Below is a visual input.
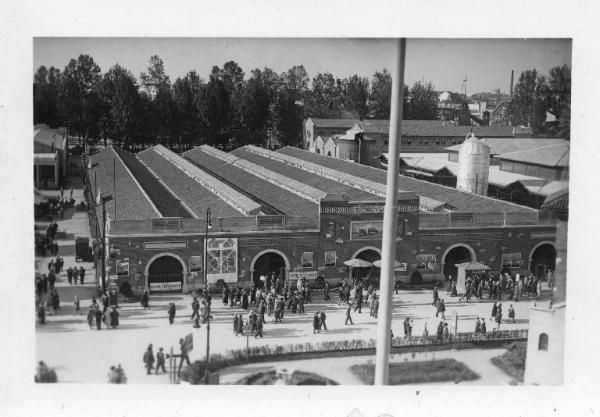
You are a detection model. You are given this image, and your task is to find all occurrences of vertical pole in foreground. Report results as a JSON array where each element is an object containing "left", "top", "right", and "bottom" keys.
[{"left": 374, "top": 38, "right": 406, "bottom": 385}]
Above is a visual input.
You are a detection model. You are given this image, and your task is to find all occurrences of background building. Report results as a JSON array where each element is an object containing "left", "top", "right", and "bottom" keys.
[{"left": 34, "top": 125, "right": 68, "bottom": 188}]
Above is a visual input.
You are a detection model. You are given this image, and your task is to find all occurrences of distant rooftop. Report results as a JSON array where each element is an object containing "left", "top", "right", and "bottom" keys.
[
  {"left": 278, "top": 146, "right": 536, "bottom": 214},
  {"left": 446, "top": 138, "right": 569, "bottom": 156},
  {"left": 34, "top": 127, "right": 66, "bottom": 153},
  {"left": 497, "top": 143, "right": 570, "bottom": 167},
  {"left": 307, "top": 118, "right": 513, "bottom": 137}
]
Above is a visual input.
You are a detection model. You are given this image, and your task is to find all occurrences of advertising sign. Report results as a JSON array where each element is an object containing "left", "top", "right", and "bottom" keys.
[
  {"left": 288, "top": 271, "right": 318, "bottom": 281},
  {"left": 324, "top": 251, "right": 336, "bottom": 267},
  {"left": 149, "top": 282, "right": 182, "bottom": 292},
  {"left": 301, "top": 252, "right": 314, "bottom": 268},
  {"left": 350, "top": 221, "right": 384, "bottom": 241}
]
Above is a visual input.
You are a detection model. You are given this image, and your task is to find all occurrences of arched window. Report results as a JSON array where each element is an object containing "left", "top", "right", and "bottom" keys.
[
  {"left": 327, "top": 151, "right": 332, "bottom": 157},
  {"left": 538, "top": 333, "right": 549, "bottom": 351}
]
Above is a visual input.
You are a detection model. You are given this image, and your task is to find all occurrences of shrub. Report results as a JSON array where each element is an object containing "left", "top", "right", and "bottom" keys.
[
  {"left": 120, "top": 281, "right": 134, "bottom": 299},
  {"left": 351, "top": 359, "right": 479, "bottom": 385}
]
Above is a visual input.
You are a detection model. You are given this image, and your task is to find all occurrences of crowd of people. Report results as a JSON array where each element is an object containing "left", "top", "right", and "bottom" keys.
[{"left": 445, "top": 271, "right": 544, "bottom": 303}]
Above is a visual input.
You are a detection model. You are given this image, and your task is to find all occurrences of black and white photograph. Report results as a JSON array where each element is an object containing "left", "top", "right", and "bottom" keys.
[
  {"left": 1, "top": 1, "right": 600, "bottom": 416},
  {"left": 29, "top": 36, "right": 571, "bottom": 387}
]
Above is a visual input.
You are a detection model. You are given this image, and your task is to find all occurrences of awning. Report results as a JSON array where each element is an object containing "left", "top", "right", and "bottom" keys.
[{"left": 455, "top": 261, "right": 491, "bottom": 271}]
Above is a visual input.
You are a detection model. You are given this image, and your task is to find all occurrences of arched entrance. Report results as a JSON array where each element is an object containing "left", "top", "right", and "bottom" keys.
[
  {"left": 251, "top": 250, "right": 289, "bottom": 288},
  {"left": 146, "top": 254, "right": 185, "bottom": 294},
  {"left": 530, "top": 242, "right": 556, "bottom": 279},
  {"left": 352, "top": 247, "right": 382, "bottom": 286},
  {"left": 442, "top": 244, "right": 476, "bottom": 281}
]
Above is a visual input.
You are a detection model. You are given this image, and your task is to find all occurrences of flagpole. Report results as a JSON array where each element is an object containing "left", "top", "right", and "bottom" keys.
[{"left": 374, "top": 38, "right": 406, "bottom": 385}]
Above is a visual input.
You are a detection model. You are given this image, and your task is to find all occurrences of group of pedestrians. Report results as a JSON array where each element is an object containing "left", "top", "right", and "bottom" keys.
[
  {"left": 107, "top": 364, "right": 127, "bottom": 383},
  {"left": 86, "top": 296, "right": 119, "bottom": 330},
  {"left": 446, "top": 271, "right": 544, "bottom": 302},
  {"left": 312, "top": 311, "right": 328, "bottom": 333},
  {"left": 142, "top": 337, "right": 190, "bottom": 377}
]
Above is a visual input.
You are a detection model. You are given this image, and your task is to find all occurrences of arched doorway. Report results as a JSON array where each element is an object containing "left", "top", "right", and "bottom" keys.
[
  {"left": 530, "top": 243, "right": 556, "bottom": 279},
  {"left": 251, "top": 250, "right": 289, "bottom": 288},
  {"left": 352, "top": 247, "right": 382, "bottom": 286},
  {"left": 442, "top": 244, "right": 475, "bottom": 281},
  {"left": 147, "top": 255, "right": 185, "bottom": 294}
]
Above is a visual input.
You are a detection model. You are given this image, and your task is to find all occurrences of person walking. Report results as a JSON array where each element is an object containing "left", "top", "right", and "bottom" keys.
[
  {"left": 495, "top": 303, "right": 503, "bottom": 331},
  {"left": 141, "top": 290, "right": 150, "bottom": 309},
  {"left": 109, "top": 306, "right": 119, "bottom": 328},
  {"left": 403, "top": 317, "right": 413, "bottom": 339},
  {"left": 95, "top": 307, "right": 103, "bottom": 330},
  {"left": 436, "top": 320, "right": 444, "bottom": 342},
  {"left": 508, "top": 304, "right": 516, "bottom": 323},
  {"left": 491, "top": 302, "right": 497, "bottom": 321},
  {"left": 354, "top": 291, "right": 363, "bottom": 314},
  {"left": 143, "top": 344, "right": 155, "bottom": 375},
  {"left": 190, "top": 297, "right": 200, "bottom": 321},
  {"left": 37, "top": 303, "right": 46, "bottom": 325},
  {"left": 345, "top": 303, "right": 354, "bottom": 325},
  {"left": 320, "top": 310, "right": 327, "bottom": 331},
  {"left": 168, "top": 302, "right": 176, "bottom": 324},
  {"left": 79, "top": 267, "right": 85, "bottom": 285},
  {"left": 177, "top": 338, "right": 191, "bottom": 374},
  {"left": 156, "top": 348, "right": 167, "bottom": 374},
  {"left": 432, "top": 285, "right": 439, "bottom": 306},
  {"left": 233, "top": 314, "right": 240, "bottom": 335},
  {"left": 474, "top": 317, "right": 481, "bottom": 334},
  {"left": 480, "top": 318, "right": 487, "bottom": 334},
  {"left": 255, "top": 315, "right": 264, "bottom": 338},
  {"left": 436, "top": 299, "right": 446, "bottom": 320},
  {"left": 323, "top": 280, "right": 330, "bottom": 301},
  {"left": 73, "top": 295, "right": 80, "bottom": 314},
  {"left": 312, "top": 312, "right": 320, "bottom": 334}
]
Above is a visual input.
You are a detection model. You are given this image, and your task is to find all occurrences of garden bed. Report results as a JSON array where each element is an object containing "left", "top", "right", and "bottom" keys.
[
  {"left": 490, "top": 341, "right": 527, "bottom": 383},
  {"left": 351, "top": 359, "right": 480, "bottom": 385}
]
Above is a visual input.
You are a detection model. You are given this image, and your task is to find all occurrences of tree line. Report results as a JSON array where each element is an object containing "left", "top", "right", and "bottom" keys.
[
  {"left": 507, "top": 64, "right": 571, "bottom": 139},
  {"left": 33, "top": 55, "right": 445, "bottom": 147},
  {"left": 33, "top": 54, "right": 571, "bottom": 146}
]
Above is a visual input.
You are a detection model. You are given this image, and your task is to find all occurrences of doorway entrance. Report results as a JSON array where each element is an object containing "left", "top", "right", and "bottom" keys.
[
  {"left": 353, "top": 248, "right": 381, "bottom": 286},
  {"left": 147, "top": 255, "right": 184, "bottom": 294},
  {"left": 251, "top": 250, "right": 288, "bottom": 287},
  {"left": 443, "top": 245, "right": 474, "bottom": 280},
  {"left": 530, "top": 243, "right": 556, "bottom": 279}
]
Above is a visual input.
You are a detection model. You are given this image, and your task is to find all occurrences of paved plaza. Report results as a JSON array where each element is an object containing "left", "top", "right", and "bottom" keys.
[{"left": 35, "top": 205, "right": 544, "bottom": 385}]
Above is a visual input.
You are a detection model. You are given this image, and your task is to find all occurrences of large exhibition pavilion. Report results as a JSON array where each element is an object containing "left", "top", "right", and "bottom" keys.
[{"left": 85, "top": 144, "right": 558, "bottom": 295}]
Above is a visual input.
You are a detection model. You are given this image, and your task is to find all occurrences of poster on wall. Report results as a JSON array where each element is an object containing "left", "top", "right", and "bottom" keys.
[
  {"left": 189, "top": 256, "right": 203, "bottom": 272},
  {"left": 350, "top": 221, "right": 384, "bottom": 240},
  {"left": 301, "top": 252, "right": 314, "bottom": 268},
  {"left": 501, "top": 253, "right": 522, "bottom": 269},
  {"left": 206, "top": 237, "right": 238, "bottom": 283},
  {"left": 324, "top": 251, "right": 336, "bottom": 267},
  {"left": 116, "top": 260, "right": 129, "bottom": 276},
  {"left": 416, "top": 254, "right": 438, "bottom": 271}
]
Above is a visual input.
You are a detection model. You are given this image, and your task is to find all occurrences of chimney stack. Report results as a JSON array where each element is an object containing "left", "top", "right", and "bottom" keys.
[{"left": 510, "top": 70, "right": 514, "bottom": 98}]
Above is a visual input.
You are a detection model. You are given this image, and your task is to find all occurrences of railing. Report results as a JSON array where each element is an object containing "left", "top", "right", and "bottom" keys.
[
  {"left": 108, "top": 215, "right": 320, "bottom": 235},
  {"left": 420, "top": 211, "right": 551, "bottom": 228}
]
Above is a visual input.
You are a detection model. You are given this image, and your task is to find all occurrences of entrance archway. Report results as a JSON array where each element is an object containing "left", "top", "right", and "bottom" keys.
[
  {"left": 251, "top": 250, "right": 289, "bottom": 288},
  {"left": 529, "top": 242, "right": 556, "bottom": 279},
  {"left": 146, "top": 254, "right": 185, "bottom": 294},
  {"left": 442, "top": 244, "right": 476, "bottom": 280},
  {"left": 352, "top": 247, "right": 382, "bottom": 285}
]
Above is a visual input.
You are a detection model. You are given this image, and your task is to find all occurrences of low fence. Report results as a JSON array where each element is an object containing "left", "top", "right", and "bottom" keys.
[
  {"left": 419, "top": 211, "right": 547, "bottom": 228},
  {"left": 181, "top": 329, "right": 528, "bottom": 383}
]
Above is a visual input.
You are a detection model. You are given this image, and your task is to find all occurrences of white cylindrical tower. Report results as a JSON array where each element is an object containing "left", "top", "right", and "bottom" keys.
[{"left": 456, "top": 133, "right": 491, "bottom": 195}]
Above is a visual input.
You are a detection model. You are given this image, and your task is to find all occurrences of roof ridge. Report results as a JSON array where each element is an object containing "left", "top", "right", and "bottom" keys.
[{"left": 109, "top": 146, "right": 162, "bottom": 218}]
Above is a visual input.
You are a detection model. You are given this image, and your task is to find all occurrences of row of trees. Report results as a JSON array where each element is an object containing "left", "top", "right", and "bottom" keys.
[
  {"left": 33, "top": 55, "right": 445, "bottom": 147},
  {"left": 507, "top": 64, "right": 571, "bottom": 139}
]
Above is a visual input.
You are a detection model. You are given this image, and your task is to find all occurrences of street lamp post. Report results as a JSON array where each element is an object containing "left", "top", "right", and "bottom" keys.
[
  {"left": 204, "top": 208, "right": 212, "bottom": 384},
  {"left": 97, "top": 191, "right": 113, "bottom": 293}
]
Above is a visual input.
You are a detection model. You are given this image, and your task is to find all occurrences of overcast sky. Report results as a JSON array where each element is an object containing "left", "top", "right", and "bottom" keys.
[{"left": 34, "top": 38, "right": 571, "bottom": 94}]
